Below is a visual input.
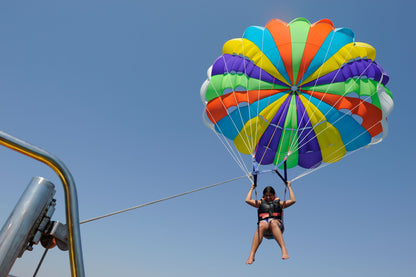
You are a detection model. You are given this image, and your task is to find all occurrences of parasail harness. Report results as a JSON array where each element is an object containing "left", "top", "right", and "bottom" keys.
[{"left": 252, "top": 158, "right": 289, "bottom": 237}]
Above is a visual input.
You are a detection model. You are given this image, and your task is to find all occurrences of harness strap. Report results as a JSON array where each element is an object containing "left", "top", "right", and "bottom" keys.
[{"left": 258, "top": 212, "right": 281, "bottom": 219}]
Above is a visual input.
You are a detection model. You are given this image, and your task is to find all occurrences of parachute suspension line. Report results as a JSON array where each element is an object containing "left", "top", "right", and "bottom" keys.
[
  {"left": 289, "top": 30, "right": 338, "bottom": 153},
  {"left": 205, "top": 108, "right": 250, "bottom": 175},
  {"left": 294, "top": 58, "right": 377, "bottom": 155},
  {"left": 290, "top": 114, "right": 385, "bottom": 182},
  {"left": 214, "top": 130, "right": 250, "bottom": 174},
  {"left": 204, "top": 60, "right": 253, "bottom": 157},
  {"left": 287, "top": 36, "right": 343, "bottom": 153},
  {"left": 272, "top": 91, "right": 296, "bottom": 166},
  {"left": 240, "top": 34, "right": 255, "bottom": 152},
  {"left": 203, "top": 63, "right": 252, "bottom": 175},
  {"left": 297, "top": 108, "right": 386, "bottom": 182},
  {"left": 253, "top": 29, "right": 266, "bottom": 152},
  {"left": 252, "top": 87, "right": 282, "bottom": 172},
  {"left": 253, "top": 28, "right": 285, "bottom": 158},
  {"left": 282, "top": 92, "right": 298, "bottom": 161},
  {"left": 278, "top": 32, "right": 370, "bottom": 179},
  {"left": 311, "top": 113, "right": 384, "bottom": 164},
  {"left": 256, "top": 94, "right": 292, "bottom": 167},
  {"left": 291, "top": 30, "right": 362, "bottom": 154},
  {"left": 255, "top": 29, "right": 290, "bottom": 169},
  {"left": 288, "top": 37, "right": 377, "bottom": 165},
  {"left": 286, "top": 92, "right": 300, "bottom": 155},
  {"left": 290, "top": 148, "right": 362, "bottom": 182},
  {"left": 80, "top": 174, "right": 250, "bottom": 225},
  {"left": 219, "top": 54, "right": 255, "bottom": 154},
  {"left": 289, "top": 101, "right": 377, "bottom": 181},
  {"left": 252, "top": 32, "right": 375, "bottom": 183}
]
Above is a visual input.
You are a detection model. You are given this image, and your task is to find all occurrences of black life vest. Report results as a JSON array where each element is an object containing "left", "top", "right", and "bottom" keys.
[{"left": 257, "top": 198, "right": 282, "bottom": 222}]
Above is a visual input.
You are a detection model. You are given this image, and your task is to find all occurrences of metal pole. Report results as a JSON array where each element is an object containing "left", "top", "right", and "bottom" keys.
[
  {"left": 0, "top": 131, "right": 85, "bottom": 277},
  {"left": 0, "top": 177, "right": 55, "bottom": 276}
]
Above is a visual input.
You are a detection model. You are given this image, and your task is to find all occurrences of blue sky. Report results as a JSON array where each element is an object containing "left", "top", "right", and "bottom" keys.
[{"left": 0, "top": 0, "right": 414, "bottom": 276}]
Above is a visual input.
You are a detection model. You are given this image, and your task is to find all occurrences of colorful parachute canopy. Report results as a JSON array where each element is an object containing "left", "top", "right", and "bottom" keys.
[{"left": 201, "top": 18, "right": 393, "bottom": 170}]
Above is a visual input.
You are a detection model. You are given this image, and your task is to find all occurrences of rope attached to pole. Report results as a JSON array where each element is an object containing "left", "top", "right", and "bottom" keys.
[{"left": 80, "top": 174, "right": 249, "bottom": 224}]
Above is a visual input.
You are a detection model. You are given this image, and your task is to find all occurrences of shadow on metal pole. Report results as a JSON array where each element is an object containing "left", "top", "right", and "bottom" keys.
[{"left": 0, "top": 130, "right": 85, "bottom": 277}]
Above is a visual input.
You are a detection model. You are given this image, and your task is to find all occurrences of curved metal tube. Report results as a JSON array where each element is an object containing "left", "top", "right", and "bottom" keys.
[{"left": 0, "top": 130, "right": 85, "bottom": 277}]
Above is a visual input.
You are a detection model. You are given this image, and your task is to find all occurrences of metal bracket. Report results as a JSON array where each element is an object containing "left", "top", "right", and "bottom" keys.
[
  {"left": 40, "top": 221, "right": 68, "bottom": 251},
  {"left": 23, "top": 198, "right": 56, "bottom": 255}
]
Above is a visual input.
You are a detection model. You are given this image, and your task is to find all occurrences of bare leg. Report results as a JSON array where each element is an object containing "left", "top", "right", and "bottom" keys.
[
  {"left": 270, "top": 220, "right": 289, "bottom": 259},
  {"left": 246, "top": 222, "right": 267, "bottom": 264}
]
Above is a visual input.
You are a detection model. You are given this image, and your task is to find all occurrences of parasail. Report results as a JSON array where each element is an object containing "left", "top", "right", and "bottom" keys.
[{"left": 201, "top": 18, "right": 393, "bottom": 179}]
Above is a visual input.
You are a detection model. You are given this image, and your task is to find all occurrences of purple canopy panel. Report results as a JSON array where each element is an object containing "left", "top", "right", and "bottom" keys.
[
  {"left": 302, "top": 59, "right": 389, "bottom": 87},
  {"left": 295, "top": 94, "right": 322, "bottom": 168},
  {"left": 374, "top": 61, "right": 389, "bottom": 85},
  {"left": 254, "top": 95, "right": 291, "bottom": 165},
  {"left": 211, "top": 54, "right": 287, "bottom": 86}
]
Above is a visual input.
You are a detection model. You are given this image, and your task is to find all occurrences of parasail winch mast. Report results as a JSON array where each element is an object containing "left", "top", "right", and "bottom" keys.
[{"left": 0, "top": 130, "right": 85, "bottom": 277}]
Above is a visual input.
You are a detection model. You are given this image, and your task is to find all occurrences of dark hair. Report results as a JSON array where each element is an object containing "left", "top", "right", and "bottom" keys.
[{"left": 263, "top": 186, "right": 276, "bottom": 196}]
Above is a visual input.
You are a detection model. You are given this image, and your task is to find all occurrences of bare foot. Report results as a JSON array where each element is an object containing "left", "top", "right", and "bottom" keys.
[
  {"left": 281, "top": 252, "right": 290, "bottom": 260},
  {"left": 245, "top": 256, "right": 255, "bottom": 264}
]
